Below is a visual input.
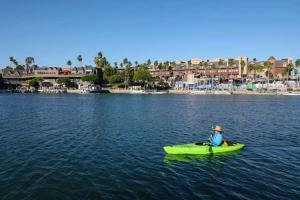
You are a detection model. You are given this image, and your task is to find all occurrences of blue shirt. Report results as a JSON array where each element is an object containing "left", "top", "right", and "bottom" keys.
[{"left": 209, "top": 133, "right": 223, "bottom": 146}]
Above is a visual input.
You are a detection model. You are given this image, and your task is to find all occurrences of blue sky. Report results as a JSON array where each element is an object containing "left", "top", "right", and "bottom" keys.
[{"left": 0, "top": 0, "right": 299, "bottom": 67}]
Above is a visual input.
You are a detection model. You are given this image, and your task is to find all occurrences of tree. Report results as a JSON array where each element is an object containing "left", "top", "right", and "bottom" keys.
[
  {"left": 203, "top": 62, "right": 208, "bottom": 76},
  {"left": 228, "top": 59, "right": 235, "bottom": 81},
  {"left": 240, "top": 60, "right": 246, "bottom": 83},
  {"left": 134, "top": 61, "right": 138, "bottom": 67},
  {"left": 284, "top": 63, "right": 294, "bottom": 83},
  {"left": 158, "top": 63, "right": 163, "bottom": 70},
  {"left": 16, "top": 65, "right": 25, "bottom": 71},
  {"left": 147, "top": 59, "right": 151, "bottom": 66},
  {"left": 109, "top": 73, "right": 123, "bottom": 85},
  {"left": 256, "top": 64, "right": 264, "bottom": 79},
  {"left": 67, "top": 60, "right": 72, "bottom": 68},
  {"left": 25, "top": 57, "right": 35, "bottom": 66},
  {"left": 295, "top": 59, "right": 300, "bottom": 86},
  {"left": 13, "top": 59, "right": 18, "bottom": 67},
  {"left": 123, "top": 58, "right": 129, "bottom": 66},
  {"left": 154, "top": 60, "right": 159, "bottom": 68},
  {"left": 25, "top": 57, "right": 35, "bottom": 73},
  {"left": 263, "top": 61, "right": 273, "bottom": 86},
  {"left": 94, "top": 52, "right": 105, "bottom": 85},
  {"left": 114, "top": 62, "right": 118, "bottom": 68},
  {"left": 9, "top": 57, "right": 14, "bottom": 68},
  {"left": 164, "top": 61, "right": 170, "bottom": 70},
  {"left": 128, "top": 61, "right": 132, "bottom": 67},
  {"left": 103, "top": 65, "right": 115, "bottom": 82},
  {"left": 3, "top": 66, "right": 13, "bottom": 74},
  {"left": 123, "top": 65, "right": 134, "bottom": 89},
  {"left": 295, "top": 59, "right": 300, "bottom": 68},
  {"left": 57, "top": 77, "right": 74, "bottom": 88},
  {"left": 228, "top": 59, "right": 235, "bottom": 67},
  {"left": 187, "top": 60, "right": 191, "bottom": 69},
  {"left": 218, "top": 59, "right": 224, "bottom": 66},
  {"left": 29, "top": 77, "right": 43, "bottom": 90},
  {"left": 81, "top": 74, "right": 97, "bottom": 83},
  {"left": 248, "top": 64, "right": 256, "bottom": 81},
  {"left": 94, "top": 56, "right": 101, "bottom": 68},
  {"left": 158, "top": 63, "right": 164, "bottom": 80},
  {"left": 77, "top": 55, "right": 83, "bottom": 67},
  {"left": 98, "top": 51, "right": 103, "bottom": 58},
  {"left": 133, "top": 67, "right": 152, "bottom": 88}
]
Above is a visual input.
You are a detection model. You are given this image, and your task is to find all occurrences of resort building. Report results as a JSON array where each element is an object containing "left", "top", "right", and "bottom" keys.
[
  {"left": 0, "top": 55, "right": 295, "bottom": 90},
  {"left": 248, "top": 56, "right": 292, "bottom": 80},
  {"left": 1, "top": 66, "right": 95, "bottom": 86}
]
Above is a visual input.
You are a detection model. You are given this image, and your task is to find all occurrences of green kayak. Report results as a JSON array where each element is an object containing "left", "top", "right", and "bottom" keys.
[{"left": 164, "top": 143, "right": 244, "bottom": 155}]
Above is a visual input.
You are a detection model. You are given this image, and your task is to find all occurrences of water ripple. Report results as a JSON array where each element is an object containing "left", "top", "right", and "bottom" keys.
[{"left": 0, "top": 94, "right": 300, "bottom": 199}]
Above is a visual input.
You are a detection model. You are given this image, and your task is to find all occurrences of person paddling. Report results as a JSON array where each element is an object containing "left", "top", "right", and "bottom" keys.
[{"left": 208, "top": 125, "right": 223, "bottom": 146}]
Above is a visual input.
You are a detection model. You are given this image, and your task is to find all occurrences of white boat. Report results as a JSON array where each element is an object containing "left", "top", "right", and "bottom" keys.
[
  {"left": 213, "top": 90, "right": 232, "bottom": 95},
  {"left": 130, "top": 90, "right": 147, "bottom": 94},
  {"left": 147, "top": 90, "right": 167, "bottom": 94},
  {"left": 190, "top": 90, "right": 207, "bottom": 95},
  {"left": 129, "top": 90, "right": 167, "bottom": 94},
  {"left": 282, "top": 93, "right": 300, "bottom": 96}
]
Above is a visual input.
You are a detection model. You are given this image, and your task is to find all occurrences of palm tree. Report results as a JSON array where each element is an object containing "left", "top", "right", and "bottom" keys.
[
  {"left": 25, "top": 57, "right": 35, "bottom": 73},
  {"left": 9, "top": 57, "right": 14, "bottom": 68},
  {"left": 67, "top": 60, "right": 72, "bottom": 70},
  {"left": 263, "top": 61, "right": 273, "bottom": 87},
  {"left": 228, "top": 59, "right": 235, "bottom": 81},
  {"left": 154, "top": 60, "right": 159, "bottom": 70},
  {"left": 94, "top": 52, "right": 105, "bottom": 85},
  {"left": 256, "top": 64, "right": 264, "bottom": 78},
  {"left": 295, "top": 59, "right": 300, "bottom": 86},
  {"left": 284, "top": 63, "right": 294, "bottom": 84},
  {"left": 187, "top": 60, "right": 191, "bottom": 69},
  {"left": 147, "top": 59, "right": 151, "bottom": 66},
  {"left": 123, "top": 58, "right": 129, "bottom": 66},
  {"left": 248, "top": 63, "right": 256, "bottom": 81},
  {"left": 114, "top": 62, "right": 118, "bottom": 68},
  {"left": 77, "top": 55, "right": 83, "bottom": 67},
  {"left": 203, "top": 62, "right": 208, "bottom": 77},
  {"left": 98, "top": 52, "right": 103, "bottom": 58},
  {"left": 158, "top": 63, "right": 163, "bottom": 80},
  {"left": 13, "top": 59, "right": 18, "bottom": 68},
  {"left": 94, "top": 56, "right": 100, "bottom": 68},
  {"left": 25, "top": 57, "right": 35, "bottom": 66},
  {"left": 240, "top": 60, "right": 246, "bottom": 84},
  {"left": 124, "top": 65, "right": 132, "bottom": 90},
  {"left": 165, "top": 61, "right": 170, "bottom": 68},
  {"left": 198, "top": 61, "right": 203, "bottom": 71},
  {"left": 228, "top": 59, "right": 235, "bottom": 67},
  {"left": 218, "top": 59, "right": 224, "bottom": 67}
]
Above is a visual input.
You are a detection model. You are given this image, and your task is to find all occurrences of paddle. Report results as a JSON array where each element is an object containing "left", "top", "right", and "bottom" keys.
[{"left": 208, "top": 143, "right": 213, "bottom": 153}]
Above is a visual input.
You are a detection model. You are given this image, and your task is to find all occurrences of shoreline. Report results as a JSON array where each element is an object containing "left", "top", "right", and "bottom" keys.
[{"left": 2, "top": 88, "right": 300, "bottom": 96}]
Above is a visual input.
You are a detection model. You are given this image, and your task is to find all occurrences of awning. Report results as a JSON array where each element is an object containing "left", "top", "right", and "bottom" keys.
[{"left": 61, "top": 69, "right": 71, "bottom": 73}]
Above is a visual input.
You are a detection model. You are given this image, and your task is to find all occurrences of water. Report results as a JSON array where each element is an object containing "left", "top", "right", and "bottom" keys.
[{"left": 0, "top": 94, "right": 299, "bottom": 200}]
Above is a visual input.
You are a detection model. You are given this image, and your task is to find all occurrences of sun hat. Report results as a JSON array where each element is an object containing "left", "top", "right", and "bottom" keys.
[{"left": 213, "top": 125, "right": 222, "bottom": 132}]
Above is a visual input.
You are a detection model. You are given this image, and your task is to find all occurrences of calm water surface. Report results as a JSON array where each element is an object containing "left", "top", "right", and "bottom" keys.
[{"left": 0, "top": 94, "right": 299, "bottom": 200}]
